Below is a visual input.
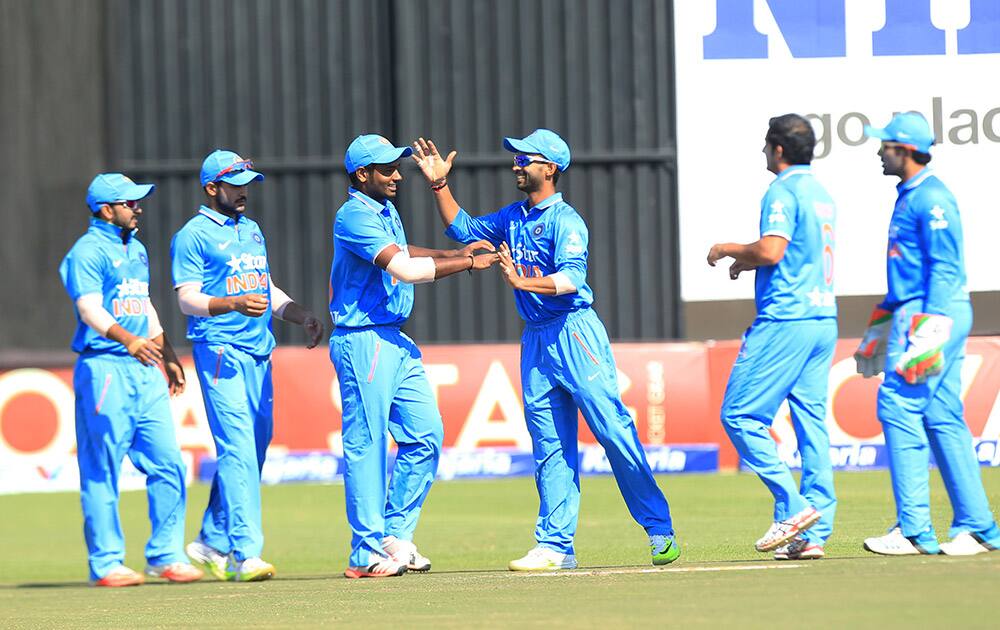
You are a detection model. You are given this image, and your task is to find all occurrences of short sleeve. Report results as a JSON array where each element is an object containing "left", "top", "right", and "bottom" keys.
[
  {"left": 445, "top": 208, "right": 508, "bottom": 245},
  {"left": 759, "top": 186, "right": 798, "bottom": 241},
  {"left": 552, "top": 211, "right": 589, "bottom": 289},
  {"left": 59, "top": 245, "right": 105, "bottom": 301},
  {"left": 335, "top": 205, "right": 397, "bottom": 263},
  {"left": 171, "top": 227, "right": 206, "bottom": 287}
]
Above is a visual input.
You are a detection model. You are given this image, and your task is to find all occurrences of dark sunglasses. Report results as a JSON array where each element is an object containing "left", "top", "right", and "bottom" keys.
[{"left": 110, "top": 199, "right": 140, "bottom": 209}]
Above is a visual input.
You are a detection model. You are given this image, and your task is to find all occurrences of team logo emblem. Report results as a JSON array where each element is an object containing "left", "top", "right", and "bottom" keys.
[
  {"left": 253, "top": 233, "right": 263, "bottom": 244},
  {"left": 377, "top": 136, "right": 391, "bottom": 145},
  {"left": 532, "top": 224, "right": 544, "bottom": 236},
  {"left": 139, "top": 253, "right": 148, "bottom": 266}
]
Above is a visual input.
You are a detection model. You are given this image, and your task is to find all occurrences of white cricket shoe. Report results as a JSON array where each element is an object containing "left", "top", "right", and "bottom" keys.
[
  {"left": 773, "top": 536, "right": 824, "bottom": 560},
  {"left": 227, "top": 556, "right": 276, "bottom": 582},
  {"left": 863, "top": 527, "right": 939, "bottom": 556},
  {"left": 940, "top": 532, "right": 995, "bottom": 556},
  {"left": 383, "top": 536, "right": 432, "bottom": 572},
  {"left": 185, "top": 540, "right": 229, "bottom": 581},
  {"left": 755, "top": 506, "right": 821, "bottom": 552},
  {"left": 508, "top": 546, "right": 578, "bottom": 572}
]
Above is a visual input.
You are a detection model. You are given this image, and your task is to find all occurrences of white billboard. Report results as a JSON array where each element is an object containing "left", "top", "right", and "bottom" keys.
[{"left": 675, "top": 0, "right": 1000, "bottom": 302}]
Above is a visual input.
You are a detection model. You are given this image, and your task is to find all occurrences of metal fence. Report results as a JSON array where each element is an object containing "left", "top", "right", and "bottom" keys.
[{"left": 2, "top": 0, "right": 679, "bottom": 355}]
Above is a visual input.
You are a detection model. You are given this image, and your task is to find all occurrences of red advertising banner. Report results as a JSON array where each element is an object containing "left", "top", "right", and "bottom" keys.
[{"left": 3, "top": 337, "right": 1000, "bottom": 490}]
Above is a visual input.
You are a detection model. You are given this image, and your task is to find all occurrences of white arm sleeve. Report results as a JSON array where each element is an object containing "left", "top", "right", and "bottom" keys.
[
  {"left": 146, "top": 300, "right": 164, "bottom": 339},
  {"left": 76, "top": 293, "right": 118, "bottom": 337},
  {"left": 385, "top": 250, "right": 437, "bottom": 284},
  {"left": 177, "top": 283, "right": 213, "bottom": 317},
  {"left": 269, "top": 278, "right": 293, "bottom": 319},
  {"left": 550, "top": 272, "right": 578, "bottom": 296}
]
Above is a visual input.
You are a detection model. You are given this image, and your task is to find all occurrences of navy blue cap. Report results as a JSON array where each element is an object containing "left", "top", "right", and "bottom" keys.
[
  {"left": 200, "top": 149, "right": 265, "bottom": 187},
  {"left": 864, "top": 112, "right": 935, "bottom": 153},
  {"left": 86, "top": 173, "right": 155, "bottom": 212},
  {"left": 345, "top": 135, "right": 413, "bottom": 173},
  {"left": 503, "top": 129, "right": 571, "bottom": 171}
]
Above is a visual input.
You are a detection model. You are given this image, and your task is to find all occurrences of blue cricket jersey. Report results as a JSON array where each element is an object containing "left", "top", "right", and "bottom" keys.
[
  {"left": 880, "top": 169, "right": 968, "bottom": 314},
  {"left": 170, "top": 206, "right": 276, "bottom": 356},
  {"left": 755, "top": 165, "right": 837, "bottom": 321},
  {"left": 329, "top": 188, "right": 413, "bottom": 328},
  {"left": 446, "top": 192, "right": 593, "bottom": 324},
  {"left": 59, "top": 218, "right": 153, "bottom": 355}
]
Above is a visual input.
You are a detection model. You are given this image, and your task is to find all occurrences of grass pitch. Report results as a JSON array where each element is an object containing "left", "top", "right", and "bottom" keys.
[{"left": 3, "top": 469, "right": 1000, "bottom": 628}]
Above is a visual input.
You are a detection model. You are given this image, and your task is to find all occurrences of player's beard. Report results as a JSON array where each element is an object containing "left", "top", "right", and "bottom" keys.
[{"left": 516, "top": 170, "right": 541, "bottom": 193}]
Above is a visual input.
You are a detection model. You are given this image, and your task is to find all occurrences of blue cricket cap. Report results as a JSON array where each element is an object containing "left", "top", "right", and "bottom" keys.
[
  {"left": 345, "top": 135, "right": 413, "bottom": 173},
  {"left": 200, "top": 149, "right": 265, "bottom": 187},
  {"left": 86, "top": 173, "right": 155, "bottom": 213},
  {"left": 864, "top": 112, "right": 935, "bottom": 153},
  {"left": 503, "top": 128, "right": 571, "bottom": 171}
]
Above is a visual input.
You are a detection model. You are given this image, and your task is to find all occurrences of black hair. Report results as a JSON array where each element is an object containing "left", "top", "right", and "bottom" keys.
[
  {"left": 766, "top": 113, "right": 816, "bottom": 165},
  {"left": 551, "top": 169, "right": 560, "bottom": 185},
  {"left": 912, "top": 151, "right": 932, "bottom": 165}
]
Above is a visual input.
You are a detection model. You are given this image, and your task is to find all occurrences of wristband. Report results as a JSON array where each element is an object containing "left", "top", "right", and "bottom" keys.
[
  {"left": 431, "top": 177, "right": 448, "bottom": 192},
  {"left": 127, "top": 337, "right": 148, "bottom": 355},
  {"left": 467, "top": 254, "right": 475, "bottom": 274}
]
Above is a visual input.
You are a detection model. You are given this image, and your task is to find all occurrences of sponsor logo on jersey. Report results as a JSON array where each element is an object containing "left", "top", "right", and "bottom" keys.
[
  {"left": 226, "top": 253, "right": 267, "bottom": 273},
  {"left": 767, "top": 200, "right": 787, "bottom": 224},
  {"left": 929, "top": 205, "right": 949, "bottom": 231},
  {"left": 564, "top": 231, "right": 584, "bottom": 255}
]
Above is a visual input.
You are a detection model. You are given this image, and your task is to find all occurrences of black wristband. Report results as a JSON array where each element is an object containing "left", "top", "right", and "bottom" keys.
[{"left": 467, "top": 254, "right": 475, "bottom": 273}]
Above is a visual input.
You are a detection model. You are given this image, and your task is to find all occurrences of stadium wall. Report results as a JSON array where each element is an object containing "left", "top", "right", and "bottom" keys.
[
  {"left": 1, "top": 0, "right": 681, "bottom": 359},
  {"left": 4, "top": 337, "right": 1000, "bottom": 492}
]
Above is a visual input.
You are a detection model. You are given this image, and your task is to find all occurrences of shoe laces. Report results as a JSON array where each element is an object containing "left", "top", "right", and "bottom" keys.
[{"left": 649, "top": 535, "right": 672, "bottom": 554}]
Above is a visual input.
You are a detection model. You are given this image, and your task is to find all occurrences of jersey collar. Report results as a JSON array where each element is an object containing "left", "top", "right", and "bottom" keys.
[
  {"left": 198, "top": 205, "right": 244, "bottom": 226},
  {"left": 898, "top": 168, "right": 933, "bottom": 193},
  {"left": 348, "top": 187, "right": 392, "bottom": 216},
  {"left": 522, "top": 192, "right": 563, "bottom": 216},
  {"left": 776, "top": 165, "right": 811, "bottom": 182},
  {"left": 88, "top": 217, "right": 134, "bottom": 243}
]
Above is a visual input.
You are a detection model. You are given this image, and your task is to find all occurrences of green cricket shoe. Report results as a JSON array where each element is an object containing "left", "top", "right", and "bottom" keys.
[{"left": 650, "top": 535, "right": 680, "bottom": 566}]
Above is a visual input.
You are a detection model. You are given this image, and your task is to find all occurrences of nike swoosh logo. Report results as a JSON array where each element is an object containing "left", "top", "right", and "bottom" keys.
[
  {"left": 218, "top": 240, "right": 232, "bottom": 250},
  {"left": 588, "top": 372, "right": 600, "bottom": 381},
  {"left": 112, "top": 260, "right": 124, "bottom": 268}
]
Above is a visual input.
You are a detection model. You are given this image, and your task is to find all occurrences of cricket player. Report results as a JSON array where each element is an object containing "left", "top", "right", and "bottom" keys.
[
  {"left": 411, "top": 129, "right": 680, "bottom": 570},
  {"left": 331, "top": 134, "right": 498, "bottom": 579},
  {"left": 857, "top": 112, "right": 1000, "bottom": 556},
  {"left": 706, "top": 114, "right": 838, "bottom": 559},
  {"left": 60, "top": 173, "right": 203, "bottom": 586},
  {"left": 172, "top": 150, "right": 325, "bottom": 581}
]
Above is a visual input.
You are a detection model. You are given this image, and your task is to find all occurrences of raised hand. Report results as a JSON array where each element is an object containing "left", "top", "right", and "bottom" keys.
[{"left": 411, "top": 137, "right": 456, "bottom": 183}]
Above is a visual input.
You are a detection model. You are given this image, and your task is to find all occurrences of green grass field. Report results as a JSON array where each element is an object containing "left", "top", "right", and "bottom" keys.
[{"left": 3, "top": 469, "right": 999, "bottom": 628}]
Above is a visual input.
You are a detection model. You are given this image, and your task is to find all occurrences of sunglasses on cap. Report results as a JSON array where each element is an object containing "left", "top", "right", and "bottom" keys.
[
  {"left": 213, "top": 159, "right": 254, "bottom": 181},
  {"left": 108, "top": 199, "right": 140, "bottom": 209},
  {"left": 513, "top": 154, "right": 552, "bottom": 168}
]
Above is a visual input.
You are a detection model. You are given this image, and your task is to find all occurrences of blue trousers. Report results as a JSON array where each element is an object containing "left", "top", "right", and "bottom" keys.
[
  {"left": 74, "top": 353, "right": 188, "bottom": 580},
  {"left": 330, "top": 326, "right": 443, "bottom": 567},
  {"left": 721, "top": 318, "right": 838, "bottom": 545},
  {"left": 878, "top": 298, "right": 996, "bottom": 539},
  {"left": 522, "top": 308, "right": 673, "bottom": 555},
  {"left": 192, "top": 342, "right": 273, "bottom": 561}
]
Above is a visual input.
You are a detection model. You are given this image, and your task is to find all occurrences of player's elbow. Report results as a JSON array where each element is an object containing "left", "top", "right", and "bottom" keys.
[{"left": 386, "top": 252, "right": 436, "bottom": 284}]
